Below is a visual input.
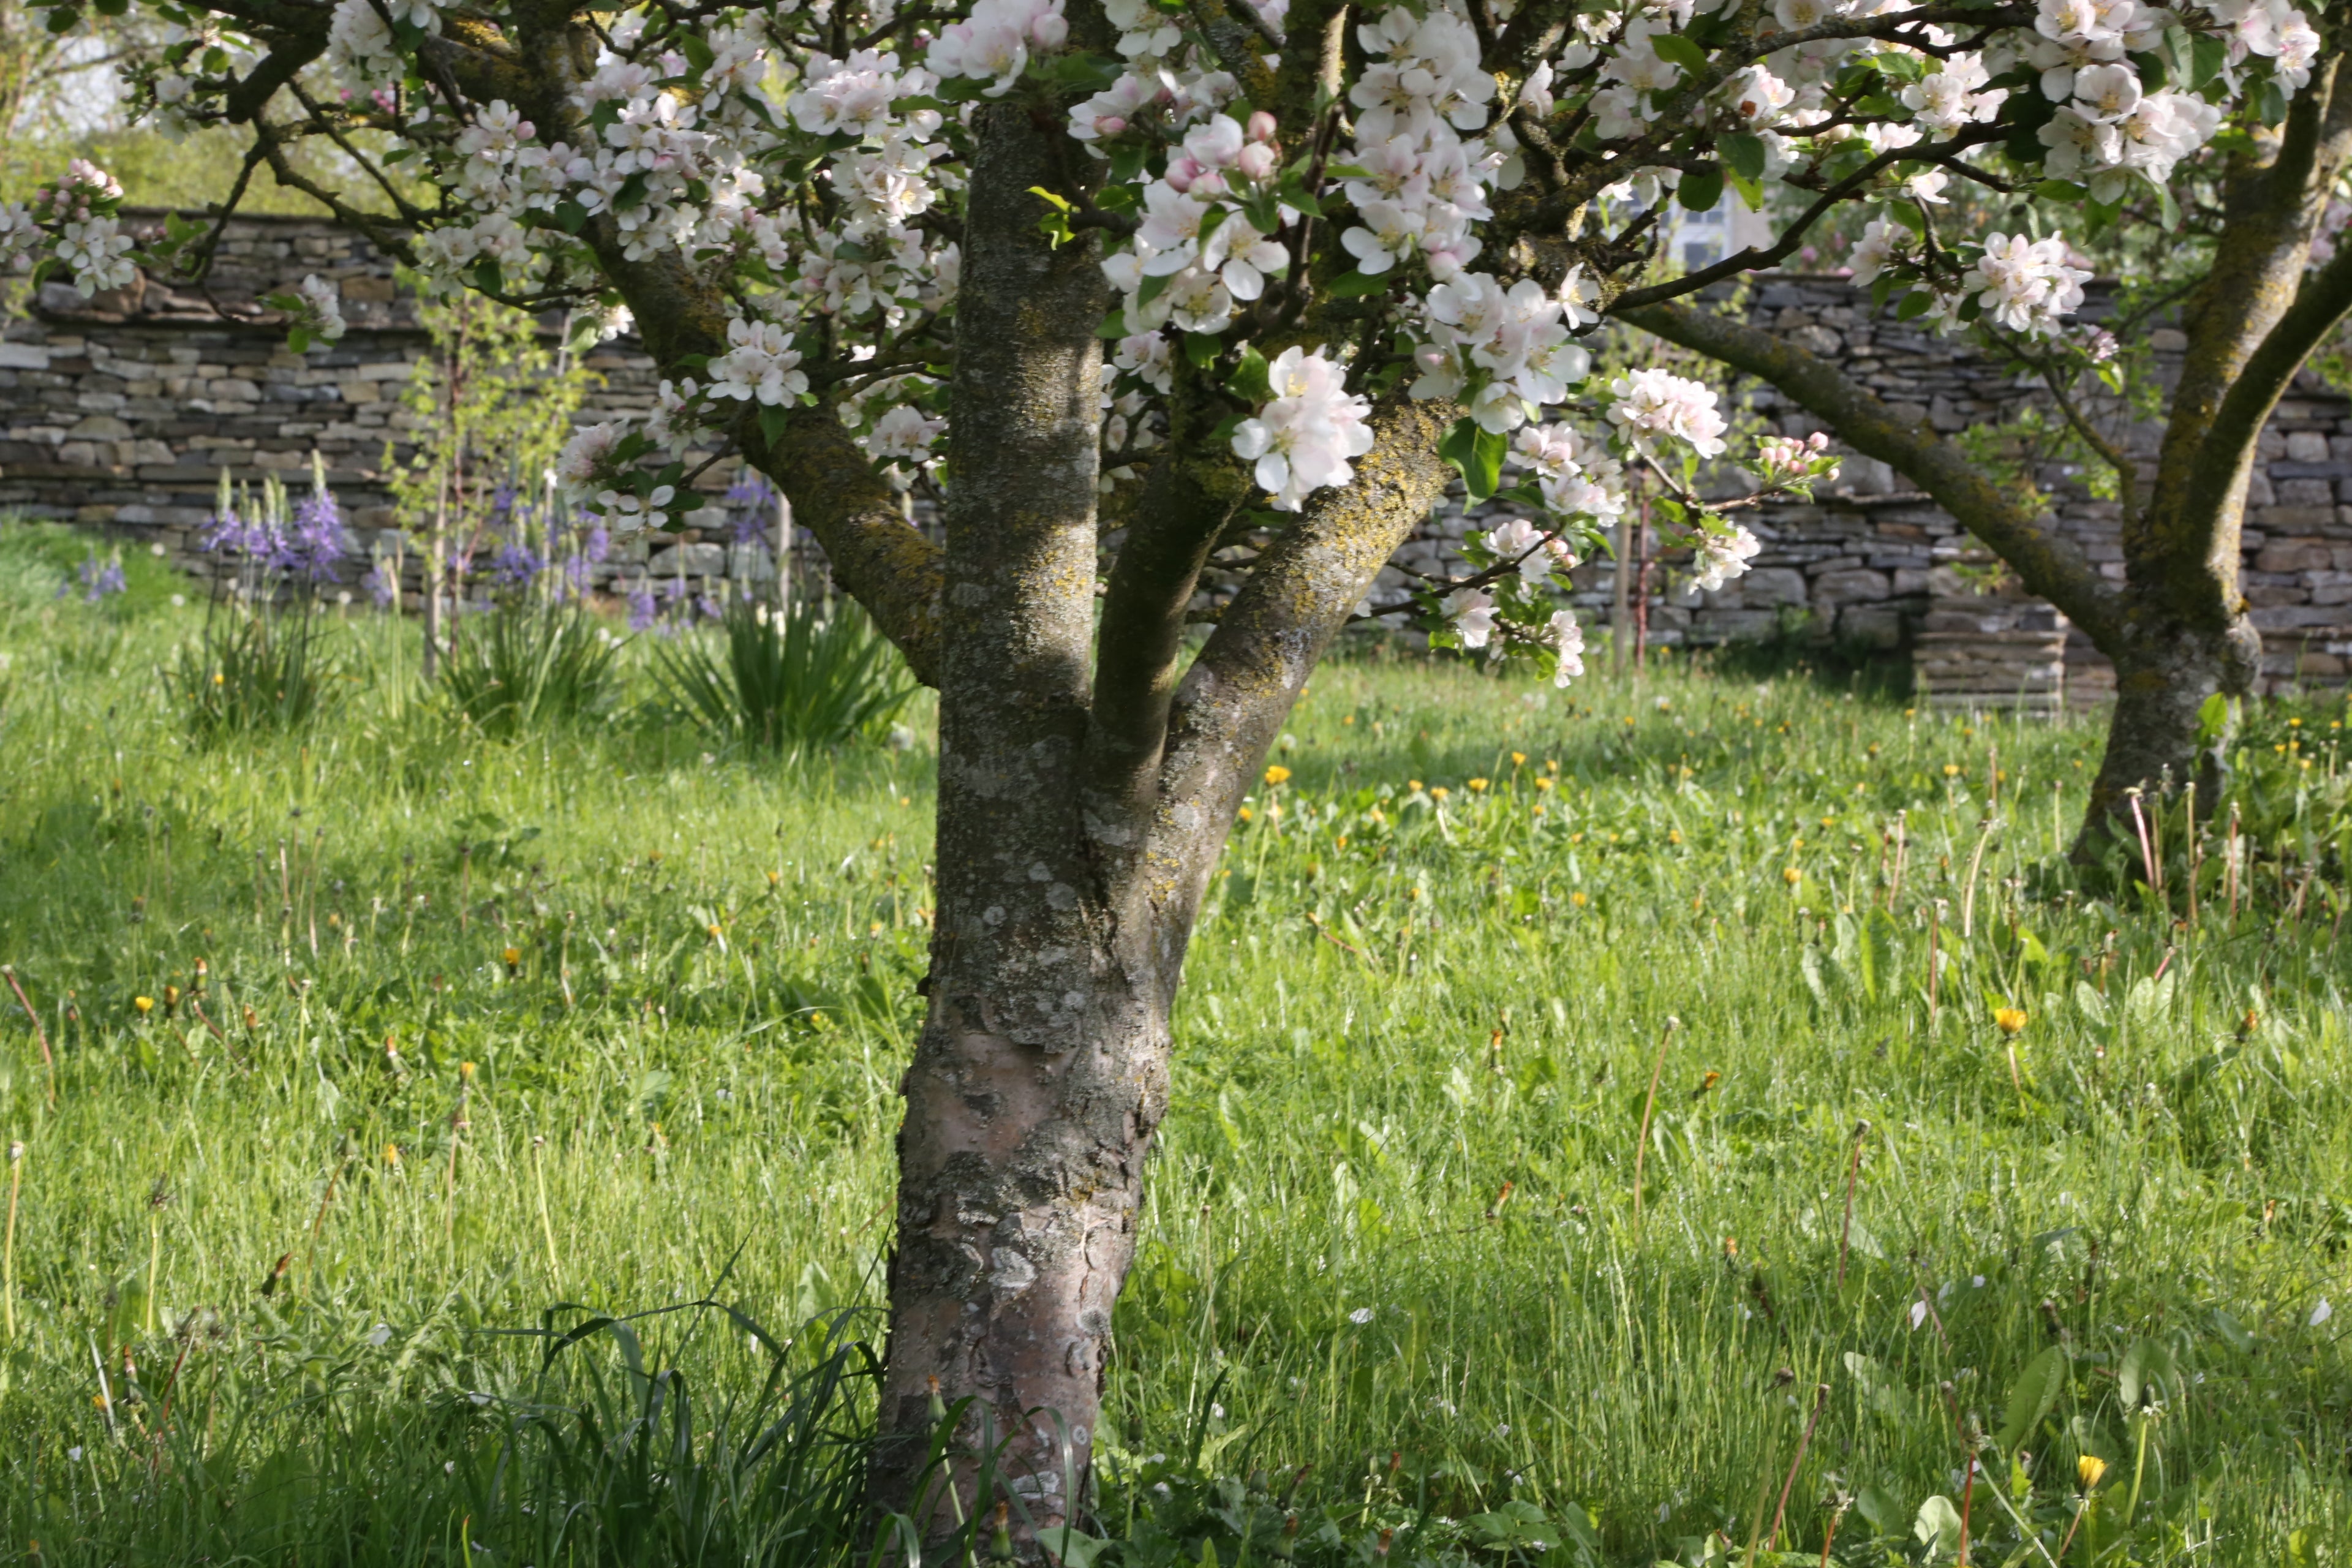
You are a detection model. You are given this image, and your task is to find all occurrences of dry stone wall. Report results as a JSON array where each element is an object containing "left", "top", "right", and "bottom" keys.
[{"left": 3, "top": 214, "right": 2349, "bottom": 694}]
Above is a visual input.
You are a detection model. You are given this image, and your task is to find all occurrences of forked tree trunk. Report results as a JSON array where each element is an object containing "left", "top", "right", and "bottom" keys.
[
  {"left": 858, "top": 85, "right": 1462, "bottom": 1532},
  {"left": 864, "top": 96, "right": 1159, "bottom": 1537}
]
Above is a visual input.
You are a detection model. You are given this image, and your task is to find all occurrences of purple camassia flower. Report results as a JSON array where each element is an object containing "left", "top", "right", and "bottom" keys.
[
  {"left": 60, "top": 556, "right": 126, "bottom": 602},
  {"left": 287, "top": 491, "right": 348, "bottom": 582},
  {"left": 491, "top": 541, "right": 545, "bottom": 589},
  {"left": 199, "top": 505, "right": 277, "bottom": 562},
  {"left": 627, "top": 582, "right": 659, "bottom": 633},
  {"left": 724, "top": 472, "right": 777, "bottom": 549},
  {"left": 361, "top": 564, "right": 398, "bottom": 608}
]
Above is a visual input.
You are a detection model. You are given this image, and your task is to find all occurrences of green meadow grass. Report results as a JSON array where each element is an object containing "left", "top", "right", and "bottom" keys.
[{"left": 0, "top": 571, "right": 2349, "bottom": 1567}]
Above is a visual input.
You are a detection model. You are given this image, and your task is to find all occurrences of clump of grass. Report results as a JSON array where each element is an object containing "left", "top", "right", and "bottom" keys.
[
  {"left": 438, "top": 601, "right": 624, "bottom": 737},
  {"left": 657, "top": 595, "right": 914, "bottom": 753},
  {"left": 168, "top": 600, "right": 342, "bottom": 737}
]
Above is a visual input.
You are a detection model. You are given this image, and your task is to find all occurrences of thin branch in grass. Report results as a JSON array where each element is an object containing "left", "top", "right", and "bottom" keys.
[
  {"left": 1630, "top": 1015, "right": 1679, "bottom": 1236},
  {"left": 1, "top": 966, "right": 55, "bottom": 1106},
  {"left": 1837, "top": 1120, "right": 1870, "bottom": 1289}
]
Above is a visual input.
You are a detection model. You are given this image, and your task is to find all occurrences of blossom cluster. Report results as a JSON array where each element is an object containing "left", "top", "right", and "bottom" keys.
[
  {"left": 36, "top": 0, "right": 2313, "bottom": 564},
  {"left": 1230, "top": 349, "right": 1375, "bottom": 512}
]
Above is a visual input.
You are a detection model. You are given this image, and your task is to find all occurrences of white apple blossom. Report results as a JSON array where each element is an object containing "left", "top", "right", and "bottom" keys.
[
  {"left": 1607, "top": 369, "right": 1728, "bottom": 459},
  {"left": 1230, "top": 348, "right": 1375, "bottom": 512},
  {"left": 1485, "top": 518, "right": 1555, "bottom": 586},
  {"left": 1690, "top": 526, "right": 1763, "bottom": 594},
  {"left": 1549, "top": 610, "right": 1586, "bottom": 686},
  {"left": 1959, "top": 232, "right": 2092, "bottom": 337},
  {"left": 709, "top": 317, "right": 812, "bottom": 407},
  {"left": 1446, "top": 588, "right": 1497, "bottom": 649}
]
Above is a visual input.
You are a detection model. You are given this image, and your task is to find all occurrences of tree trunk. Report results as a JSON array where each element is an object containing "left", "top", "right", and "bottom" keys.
[
  {"left": 865, "top": 95, "right": 1148, "bottom": 1541},
  {"left": 2084, "top": 612, "right": 2259, "bottom": 837}
]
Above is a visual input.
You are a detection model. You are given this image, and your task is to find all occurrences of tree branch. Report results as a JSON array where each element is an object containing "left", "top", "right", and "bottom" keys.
[
  {"left": 740, "top": 407, "right": 949, "bottom": 688},
  {"left": 1084, "top": 380, "right": 1252, "bottom": 816},
  {"left": 2141, "top": 53, "right": 2352, "bottom": 621},
  {"left": 1620, "top": 296, "right": 2127, "bottom": 652},
  {"left": 1135, "top": 393, "right": 1457, "bottom": 954}
]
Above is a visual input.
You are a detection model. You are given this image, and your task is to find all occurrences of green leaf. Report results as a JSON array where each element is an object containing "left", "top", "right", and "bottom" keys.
[
  {"left": 2196, "top": 691, "right": 2231, "bottom": 742},
  {"left": 1182, "top": 332, "right": 1220, "bottom": 371},
  {"left": 1027, "top": 185, "right": 1074, "bottom": 213},
  {"left": 1325, "top": 269, "right": 1389, "bottom": 298},
  {"left": 1439, "top": 418, "right": 1508, "bottom": 502},
  {"left": 758, "top": 404, "right": 789, "bottom": 445},
  {"left": 1895, "top": 288, "right": 1934, "bottom": 321},
  {"left": 1997, "top": 1345, "right": 2069, "bottom": 1454},
  {"left": 1039, "top": 1527, "right": 1112, "bottom": 1568},
  {"left": 1648, "top": 31, "right": 1709, "bottom": 78},
  {"left": 43, "top": 5, "right": 80, "bottom": 32},
  {"left": 1227, "top": 342, "right": 1272, "bottom": 405},
  {"left": 1096, "top": 310, "right": 1128, "bottom": 339},
  {"left": 2035, "top": 179, "right": 2088, "bottom": 202},
  {"left": 1913, "top": 1496, "right": 1964, "bottom": 1554},
  {"left": 2155, "top": 179, "right": 2180, "bottom": 232},
  {"left": 1719, "top": 131, "right": 1766, "bottom": 183},
  {"left": 1676, "top": 166, "right": 1724, "bottom": 213},
  {"left": 2188, "top": 31, "right": 2226, "bottom": 89}
]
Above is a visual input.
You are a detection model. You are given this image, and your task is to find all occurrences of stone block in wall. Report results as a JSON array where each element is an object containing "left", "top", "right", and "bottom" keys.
[
  {"left": 647, "top": 543, "right": 726, "bottom": 578},
  {"left": 1814, "top": 568, "right": 1890, "bottom": 605},
  {"left": 1740, "top": 567, "right": 1807, "bottom": 607},
  {"left": 2256, "top": 539, "right": 2333, "bottom": 573},
  {"left": 1837, "top": 605, "right": 1905, "bottom": 649}
]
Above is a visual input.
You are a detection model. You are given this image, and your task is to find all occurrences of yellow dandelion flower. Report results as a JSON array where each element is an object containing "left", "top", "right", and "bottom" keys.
[
  {"left": 1570, "top": 891, "right": 1588, "bottom": 907},
  {"left": 1783, "top": 867, "right": 1802, "bottom": 885},
  {"left": 2078, "top": 1455, "right": 2108, "bottom": 1488},
  {"left": 1994, "top": 1007, "right": 2028, "bottom": 1036},
  {"left": 1430, "top": 786, "right": 1450, "bottom": 801},
  {"left": 1408, "top": 778, "right": 1424, "bottom": 793},
  {"left": 1468, "top": 778, "right": 1488, "bottom": 793},
  {"left": 1534, "top": 776, "right": 1554, "bottom": 791},
  {"left": 1264, "top": 764, "right": 1292, "bottom": 785},
  {"left": 134, "top": 995, "right": 154, "bottom": 1014},
  {"left": 1943, "top": 764, "right": 1961, "bottom": 777},
  {"left": 1237, "top": 805, "right": 1254, "bottom": 822}
]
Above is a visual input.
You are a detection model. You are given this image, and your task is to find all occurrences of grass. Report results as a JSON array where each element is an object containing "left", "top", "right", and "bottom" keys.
[{"left": 0, "top": 581, "right": 2349, "bottom": 1567}]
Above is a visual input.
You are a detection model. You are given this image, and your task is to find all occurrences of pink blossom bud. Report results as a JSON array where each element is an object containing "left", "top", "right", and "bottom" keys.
[
  {"left": 1246, "top": 110, "right": 1277, "bottom": 143},
  {"left": 1235, "top": 142, "right": 1277, "bottom": 181},
  {"left": 1164, "top": 155, "right": 1200, "bottom": 192},
  {"left": 1032, "top": 11, "right": 1067, "bottom": 46},
  {"left": 1097, "top": 115, "right": 1128, "bottom": 135}
]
